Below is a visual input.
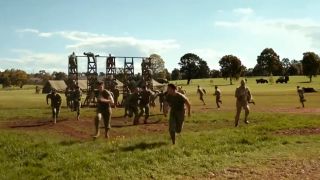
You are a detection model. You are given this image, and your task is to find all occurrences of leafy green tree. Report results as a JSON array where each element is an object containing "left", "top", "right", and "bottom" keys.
[
  {"left": 256, "top": 48, "right": 282, "bottom": 75},
  {"left": 219, "top": 55, "right": 243, "bottom": 85},
  {"left": 149, "top": 54, "right": 165, "bottom": 79},
  {"left": 281, "top": 58, "right": 291, "bottom": 75},
  {"left": 171, "top": 68, "right": 181, "bottom": 80},
  {"left": 52, "top": 71, "right": 67, "bottom": 81},
  {"left": 301, "top": 52, "right": 320, "bottom": 82},
  {"left": 179, "top": 53, "right": 201, "bottom": 85},
  {"left": 210, "top": 69, "right": 221, "bottom": 78},
  {"left": 0, "top": 69, "right": 28, "bottom": 88},
  {"left": 197, "top": 60, "right": 210, "bottom": 78}
]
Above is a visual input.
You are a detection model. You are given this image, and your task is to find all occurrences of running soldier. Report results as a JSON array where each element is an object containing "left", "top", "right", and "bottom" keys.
[
  {"left": 214, "top": 85, "right": 222, "bottom": 108},
  {"left": 138, "top": 86, "right": 153, "bottom": 124},
  {"left": 234, "top": 80, "right": 252, "bottom": 127},
  {"left": 297, "top": 86, "right": 306, "bottom": 108},
  {"left": 65, "top": 87, "right": 72, "bottom": 109},
  {"left": 127, "top": 87, "right": 140, "bottom": 125},
  {"left": 93, "top": 81, "right": 114, "bottom": 139},
  {"left": 197, "top": 85, "right": 206, "bottom": 105},
  {"left": 164, "top": 84, "right": 191, "bottom": 145},
  {"left": 73, "top": 85, "right": 82, "bottom": 120},
  {"left": 46, "top": 89, "right": 62, "bottom": 124},
  {"left": 123, "top": 87, "right": 131, "bottom": 118}
]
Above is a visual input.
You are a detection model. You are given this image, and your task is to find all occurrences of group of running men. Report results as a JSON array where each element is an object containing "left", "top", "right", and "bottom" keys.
[{"left": 46, "top": 80, "right": 306, "bottom": 144}]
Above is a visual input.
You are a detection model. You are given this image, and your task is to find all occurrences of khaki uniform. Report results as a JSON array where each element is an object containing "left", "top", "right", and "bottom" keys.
[
  {"left": 214, "top": 88, "right": 222, "bottom": 108},
  {"left": 46, "top": 93, "right": 62, "bottom": 120},
  {"left": 297, "top": 88, "right": 306, "bottom": 107},
  {"left": 234, "top": 86, "right": 251, "bottom": 126},
  {"left": 95, "top": 90, "right": 112, "bottom": 135},
  {"left": 197, "top": 87, "right": 206, "bottom": 104}
]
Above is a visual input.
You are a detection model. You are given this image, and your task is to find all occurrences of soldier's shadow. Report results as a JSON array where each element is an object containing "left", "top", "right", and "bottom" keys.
[{"left": 120, "top": 141, "right": 168, "bottom": 152}]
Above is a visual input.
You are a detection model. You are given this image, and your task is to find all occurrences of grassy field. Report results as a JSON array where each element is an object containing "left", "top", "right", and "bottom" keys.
[{"left": 0, "top": 76, "right": 319, "bottom": 179}]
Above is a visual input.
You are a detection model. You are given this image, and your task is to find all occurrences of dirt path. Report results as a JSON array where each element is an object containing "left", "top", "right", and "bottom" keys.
[{"left": 1, "top": 116, "right": 168, "bottom": 141}]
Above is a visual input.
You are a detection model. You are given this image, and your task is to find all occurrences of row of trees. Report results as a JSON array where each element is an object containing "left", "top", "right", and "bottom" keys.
[
  {"left": 0, "top": 69, "right": 69, "bottom": 88},
  {"left": 0, "top": 69, "right": 28, "bottom": 88},
  {"left": 173, "top": 48, "right": 320, "bottom": 84}
]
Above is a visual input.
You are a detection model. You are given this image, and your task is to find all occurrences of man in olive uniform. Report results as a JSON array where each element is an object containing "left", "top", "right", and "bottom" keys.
[
  {"left": 127, "top": 87, "right": 140, "bottom": 125},
  {"left": 164, "top": 84, "right": 191, "bottom": 145},
  {"left": 214, "top": 85, "right": 222, "bottom": 108},
  {"left": 197, "top": 85, "right": 206, "bottom": 105},
  {"left": 297, "top": 86, "right": 306, "bottom": 108},
  {"left": 123, "top": 87, "right": 131, "bottom": 118},
  {"left": 112, "top": 86, "right": 120, "bottom": 108},
  {"left": 234, "top": 80, "right": 252, "bottom": 127},
  {"left": 93, "top": 81, "right": 114, "bottom": 139},
  {"left": 138, "top": 86, "right": 153, "bottom": 124},
  {"left": 46, "top": 89, "right": 62, "bottom": 124},
  {"left": 73, "top": 85, "right": 82, "bottom": 121},
  {"left": 65, "top": 87, "right": 72, "bottom": 110}
]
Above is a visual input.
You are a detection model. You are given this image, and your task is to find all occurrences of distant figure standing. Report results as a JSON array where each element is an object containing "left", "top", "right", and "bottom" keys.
[
  {"left": 35, "top": 86, "right": 40, "bottom": 94},
  {"left": 164, "top": 84, "right": 191, "bottom": 145},
  {"left": 46, "top": 89, "right": 62, "bottom": 124},
  {"left": 138, "top": 86, "right": 153, "bottom": 124},
  {"left": 297, "top": 86, "right": 306, "bottom": 108},
  {"left": 197, "top": 85, "right": 206, "bottom": 105},
  {"left": 73, "top": 85, "right": 82, "bottom": 120},
  {"left": 93, "top": 81, "right": 114, "bottom": 139},
  {"left": 214, "top": 86, "right": 222, "bottom": 108},
  {"left": 234, "top": 80, "right": 252, "bottom": 127},
  {"left": 157, "top": 90, "right": 166, "bottom": 112}
]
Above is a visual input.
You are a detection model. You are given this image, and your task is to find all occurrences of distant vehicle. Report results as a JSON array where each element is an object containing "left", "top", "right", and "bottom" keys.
[
  {"left": 302, "top": 87, "right": 317, "bottom": 93},
  {"left": 276, "top": 76, "right": 289, "bottom": 84},
  {"left": 256, "top": 78, "right": 268, "bottom": 84}
]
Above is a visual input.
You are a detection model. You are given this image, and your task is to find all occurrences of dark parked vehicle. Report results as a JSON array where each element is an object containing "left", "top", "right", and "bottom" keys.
[
  {"left": 276, "top": 76, "right": 289, "bottom": 83},
  {"left": 256, "top": 78, "right": 268, "bottom": 84}
]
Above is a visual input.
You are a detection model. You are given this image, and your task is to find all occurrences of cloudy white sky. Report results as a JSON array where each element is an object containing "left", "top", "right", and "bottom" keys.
[{"left": 1, "top": 0, "right": 320, "bottom": 73}]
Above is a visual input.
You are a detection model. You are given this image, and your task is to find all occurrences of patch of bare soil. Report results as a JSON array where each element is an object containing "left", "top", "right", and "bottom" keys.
[
  {"left": 208, "top": 158, "right": 320, "bottom": 179},
  {"left": 274, "top": 127, "right": 320, "bottom": 136},
  {"left": 1, "top": 116, "right": 167, "bottom": 140}
]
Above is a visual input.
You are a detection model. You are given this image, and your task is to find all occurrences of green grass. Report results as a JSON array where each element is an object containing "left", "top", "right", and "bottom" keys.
[{"left": 0, "top": 76, "right": 319, "bottom": 179}]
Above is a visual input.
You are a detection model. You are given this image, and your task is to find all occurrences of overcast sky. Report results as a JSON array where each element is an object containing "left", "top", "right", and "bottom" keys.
[{"left": 1, "top": 0, "right": 320, "bottom": 73}]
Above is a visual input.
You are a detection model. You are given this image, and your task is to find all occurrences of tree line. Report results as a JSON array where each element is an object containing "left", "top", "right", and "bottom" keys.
[{"left": 171, "top": 48, "right": 320, "bottom": 84}]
